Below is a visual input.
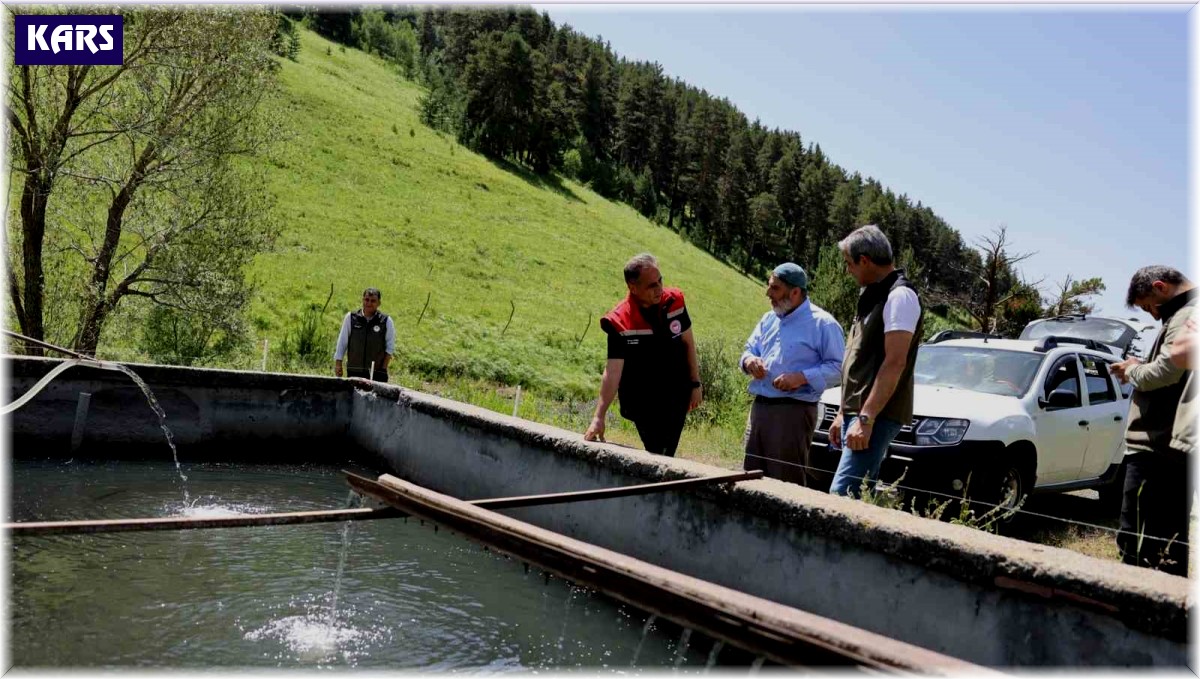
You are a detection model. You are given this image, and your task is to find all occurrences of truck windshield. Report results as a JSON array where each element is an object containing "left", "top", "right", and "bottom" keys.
[{"left": 914, "top": 346, "right": 1045, "bottom": 397}]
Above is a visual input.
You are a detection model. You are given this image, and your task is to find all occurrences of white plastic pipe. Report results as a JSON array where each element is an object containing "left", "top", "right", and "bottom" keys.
[{"left": 2, "top": 358, "right": 125, "bottom": 415}]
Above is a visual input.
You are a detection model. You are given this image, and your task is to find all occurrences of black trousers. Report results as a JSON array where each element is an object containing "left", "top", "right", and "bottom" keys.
[
  {"left": 1116, "top": 450, "right": 1191, "bottom": 577},
  {"left": 630, "top": 404, "right": 689, "bottom": 457}
]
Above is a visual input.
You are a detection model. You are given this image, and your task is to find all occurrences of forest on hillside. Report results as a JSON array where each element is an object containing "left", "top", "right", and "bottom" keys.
[{"left": 278, "top": 5, "right": 1102, "bottom": 335}]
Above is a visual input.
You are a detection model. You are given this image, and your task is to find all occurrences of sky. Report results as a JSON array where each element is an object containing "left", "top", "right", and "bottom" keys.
[{"left": 535, "top": 4, "right": 1191, "bottom": 323}]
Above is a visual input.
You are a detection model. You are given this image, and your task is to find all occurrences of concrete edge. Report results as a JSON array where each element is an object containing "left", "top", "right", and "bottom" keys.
[
  {"left": 7, "top": 356, "right": 358, "bottom": 393},
  {"left": 359, "top": 380, "right": 1192, "bottom": 642}
]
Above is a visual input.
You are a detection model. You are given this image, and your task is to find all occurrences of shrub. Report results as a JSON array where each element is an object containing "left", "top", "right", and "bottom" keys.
[
  {"left": 140, "top": 305, "right": 245, "bottom": 367},
  {"left": 280, "top": 288, "right": 335, "bottom": 367},
  {"left": 692, "top": 336, "right": 751, "bottom": 425}
]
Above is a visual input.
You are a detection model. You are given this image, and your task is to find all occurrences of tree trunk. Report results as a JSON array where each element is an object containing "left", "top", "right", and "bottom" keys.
[
  {"left": 73, "top": 143, "right": 157, "bottom": 354},
  {"left": 73, "top": 300, "right": 111, "bottom": 356},
  {"left": 16, "top": 171, "right": 51, "bottom": 355}
]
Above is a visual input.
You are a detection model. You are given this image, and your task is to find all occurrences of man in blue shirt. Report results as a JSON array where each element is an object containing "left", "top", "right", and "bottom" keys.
[{"left": 740, "top": 263, "right": 845, "bottom": 487}]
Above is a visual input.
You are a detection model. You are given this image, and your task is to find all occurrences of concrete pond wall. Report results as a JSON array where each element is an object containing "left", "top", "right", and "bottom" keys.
[{"left": 6, "top": 357, "right": 1191, "bottom": 667}]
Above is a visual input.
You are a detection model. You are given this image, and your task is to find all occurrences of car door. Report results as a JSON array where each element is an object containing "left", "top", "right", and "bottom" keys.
[
  {"left": 1031, "top": 353, "right": 1091, "bottom": 484},
  {"left": 1078, "top": 354, "right": 1126, "bottom": 479}
]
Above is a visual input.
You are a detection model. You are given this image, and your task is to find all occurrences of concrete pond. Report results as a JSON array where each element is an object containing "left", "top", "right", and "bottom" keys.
[{"left": 5, "top": 357, "right": 1191, "bottom": 668}]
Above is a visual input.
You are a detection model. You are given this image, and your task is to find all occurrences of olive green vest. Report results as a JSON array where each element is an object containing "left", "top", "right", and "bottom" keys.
[
  {"left": 1126, "top": 289, "right": 1196, "bottom": 455},
  {"left": 840, "top": 270, "right": 924, "bottom": 424},
  {"left": 346, "top": 310, "right": 390, "bottom": 373}
]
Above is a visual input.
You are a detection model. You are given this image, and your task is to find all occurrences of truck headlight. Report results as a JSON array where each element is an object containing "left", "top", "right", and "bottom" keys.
[{"left": 914, "top": 418, "right": 969, "bottom": 446}]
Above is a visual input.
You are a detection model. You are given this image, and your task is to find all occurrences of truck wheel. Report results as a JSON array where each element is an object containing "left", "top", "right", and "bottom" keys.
[{"left": 970, "top": 461, "right": 1027, "bottom": 519}]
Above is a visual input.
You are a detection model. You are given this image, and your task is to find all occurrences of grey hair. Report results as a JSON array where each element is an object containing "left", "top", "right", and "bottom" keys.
[
  {"left": 362, "top": 287, "right": 382, "bottom": 301},
  {"left": 1125, "top": 265, "right": 1187, "bottom": 307},
  {"left": 838, "top": 224, "right": 893, "bottom": 266},
  {"left": 624, "top": 253, "right": 659, "bottom": 284}
]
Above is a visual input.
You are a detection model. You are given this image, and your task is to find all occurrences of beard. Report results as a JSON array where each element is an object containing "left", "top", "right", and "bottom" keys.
[{"left": 772, "top": 300, "right": 796, "bottom": 317}]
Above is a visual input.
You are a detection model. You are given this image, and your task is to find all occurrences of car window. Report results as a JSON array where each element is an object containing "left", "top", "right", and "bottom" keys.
[
  {"left": 1079, "top": 355, "right": 1117, "bottom": 405},
  {"left": 913, "top": 345, "right": 1044, "bottom": 397},
  {"left": 1044, "top": 354, "right": 1083, "bottom": 408}
]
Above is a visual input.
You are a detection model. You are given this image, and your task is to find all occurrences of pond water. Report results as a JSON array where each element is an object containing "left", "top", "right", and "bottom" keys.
[{"left": 10, "top": 459, "right": 747, "bottom": 669}]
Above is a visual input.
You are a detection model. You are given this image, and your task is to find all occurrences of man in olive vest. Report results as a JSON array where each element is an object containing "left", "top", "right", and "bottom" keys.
[
  {"left": 334, "top": 287, "right": 396, "bottom": 383},
  {"left": 1109, "top": 266, "right": 1195, "bottom": 576},
  {"left": 827, "top": 225, "right": 924, "bottom": 498}
]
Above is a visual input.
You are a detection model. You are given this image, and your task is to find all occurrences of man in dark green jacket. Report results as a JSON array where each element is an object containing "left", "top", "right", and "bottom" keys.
[{"left": 1110, "top": 265, "right": 1195, "bottom": 576}]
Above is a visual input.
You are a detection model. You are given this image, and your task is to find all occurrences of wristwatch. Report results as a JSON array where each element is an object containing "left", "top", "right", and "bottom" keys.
[
  {"left": 858, "top": 413, "right": 873, "bottom": 426},
  {"left": 690, "top": 380, "right": 702, "bottom": 389}
]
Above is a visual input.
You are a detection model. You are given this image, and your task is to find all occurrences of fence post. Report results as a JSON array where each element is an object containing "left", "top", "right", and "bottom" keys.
[
  {"left": 70, "top": 393, "right": 92, "bottom": 454},
  {"left": 512, "top": 385, "right": 522, "bottom": 418},
  {"left": 261, "top": 339, "right": 269, "bottom": 372}
]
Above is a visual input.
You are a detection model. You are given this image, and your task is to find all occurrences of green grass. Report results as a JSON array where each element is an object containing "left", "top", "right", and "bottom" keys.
[{"left": 251, "top": 29, "right": 767, "bottom": 403}]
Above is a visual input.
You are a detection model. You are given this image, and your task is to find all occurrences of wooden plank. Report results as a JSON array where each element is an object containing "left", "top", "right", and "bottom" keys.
[{"left": 351, "top": 472, "right": 992, "bottom": 674}]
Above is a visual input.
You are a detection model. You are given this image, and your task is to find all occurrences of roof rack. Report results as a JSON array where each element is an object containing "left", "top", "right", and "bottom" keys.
[
  {"left": 926, "top": 330, "right": 1006, "bottom": 344},
  {"left": 1046, "top": 314, "right": 1088, "bottom": 321},
  {"left": 1033, "top": 336, "right": 1115, "bottom": 355}
]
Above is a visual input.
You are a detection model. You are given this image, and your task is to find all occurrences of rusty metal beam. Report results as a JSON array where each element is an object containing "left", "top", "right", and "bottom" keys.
[
  {"left": 449, "top": 468, "right": 761, "bottom": 510},
  {"left": 349, "top": 472, "right": 991, "bottom": 674},
  {"left": 4, "top": 507, "right": 405, "bottom": 535}
]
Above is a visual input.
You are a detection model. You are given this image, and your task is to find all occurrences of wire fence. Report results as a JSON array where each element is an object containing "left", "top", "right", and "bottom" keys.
[{"left": 742, "top": 450, "right": 1190, "bottom": 548}]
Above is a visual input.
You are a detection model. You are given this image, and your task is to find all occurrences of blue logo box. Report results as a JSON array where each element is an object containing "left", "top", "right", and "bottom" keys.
[{"left": 14, "top": 15, "right": 123, "bottom": 66}]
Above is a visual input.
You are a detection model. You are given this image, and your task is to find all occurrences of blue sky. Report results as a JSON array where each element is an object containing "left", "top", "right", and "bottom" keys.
[{"left": 535, "top": 5, "right": 1190, "bottom": 321}]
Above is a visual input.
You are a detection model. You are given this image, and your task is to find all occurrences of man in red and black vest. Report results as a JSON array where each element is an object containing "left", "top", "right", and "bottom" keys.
[
  {"left": 583, "top": 253, "right": 703, "bottom": 456},
  {"left": 334, "top": 287, "right": 396, "bottom": 383}
]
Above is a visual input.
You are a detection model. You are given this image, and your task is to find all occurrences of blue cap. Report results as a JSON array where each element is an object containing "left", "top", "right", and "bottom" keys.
[{"left": 772, "top": 262, "right": 808, "bottom": 290}]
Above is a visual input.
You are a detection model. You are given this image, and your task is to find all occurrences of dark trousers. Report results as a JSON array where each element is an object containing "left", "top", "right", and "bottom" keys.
[
  {"left": 1116, "top": 450, "right": 1192, "bottom": 577},
  {"left": 631, "top": 405, "right": 689, "bottom": 457},
  {"left": 347, "top": 367, "right": 388, "bottom": 383},
  {"left": 743, "top": 398, "right": 819, "bottom": 487}
]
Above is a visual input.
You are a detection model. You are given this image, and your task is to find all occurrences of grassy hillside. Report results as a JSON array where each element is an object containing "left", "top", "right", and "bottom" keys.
[{"left": 251, "top": 29, "right": 768, "bottom": 402}]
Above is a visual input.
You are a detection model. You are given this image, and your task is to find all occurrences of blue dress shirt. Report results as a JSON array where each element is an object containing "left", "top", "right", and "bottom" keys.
[{"left": 739, "top": 300, "right": 845, "bottom": 402}]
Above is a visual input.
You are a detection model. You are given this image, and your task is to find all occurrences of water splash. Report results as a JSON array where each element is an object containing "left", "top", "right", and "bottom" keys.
[
  {"left": 110, "top": 364, "right": 188, "bottom": 504},
  {"left": 327, "top": 492, "right": 360, "bottom": 627},
  {"left": 630, "top": 614, "right": 657, "bottom": 666},
  {"left": 555, "top": 585, "right": 577, "bottom": 656},
  {"left": 178, "top": 500, "right": 267, "bottom": 518},
  {"left": 245, "top": 613, "right": 383, "bottom": 664},
  {"left": 704, "top": 640, "right": 724, "bottom": 671},
  {"left": 673, "top": 627, "right": 692, "bottom": 668}
]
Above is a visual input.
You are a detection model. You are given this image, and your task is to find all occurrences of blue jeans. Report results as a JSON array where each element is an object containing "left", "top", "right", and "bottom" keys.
[{"left": 829, "top": 416, "right": 905, "bottom": 498}]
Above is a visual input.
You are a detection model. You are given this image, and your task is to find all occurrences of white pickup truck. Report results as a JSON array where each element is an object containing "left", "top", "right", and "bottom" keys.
[{"left": 811, "top": 316, "right": 1156, "bottom": 513}]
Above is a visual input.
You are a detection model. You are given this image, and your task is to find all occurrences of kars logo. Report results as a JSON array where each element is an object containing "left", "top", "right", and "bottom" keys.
[
  {"left": 15, "top": 15, "right": 123, "bottom": 66},
  {"left": 669, "top": 320, "right": 682, "bottom": 335}
]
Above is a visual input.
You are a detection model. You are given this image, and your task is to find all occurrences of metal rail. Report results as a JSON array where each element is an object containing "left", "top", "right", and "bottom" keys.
[
  {"left": 349, "top": 472, "right": 991, "bottom": 673},
  {"left": 6, "top": 470, "right": 763, "bottom": 535},
  {"left": 1, "top": 330, "right": 91, "bottom": 359},
  {"left": 5, "top": 507, "right": 404, "bottom": 535}
]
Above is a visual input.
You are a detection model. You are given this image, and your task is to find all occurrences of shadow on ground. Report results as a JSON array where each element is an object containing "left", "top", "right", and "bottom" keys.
[{"left": 485, "top": 156, "right": 583, "bottom": 203}]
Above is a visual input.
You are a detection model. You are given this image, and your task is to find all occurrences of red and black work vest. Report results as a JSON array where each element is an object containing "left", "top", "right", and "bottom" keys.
[
  {"left": 346, "top": 310, "right": 390, "bottom": 373},
  {"left": 600, "top": 287, "right": 691, "bottom": 419}
]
